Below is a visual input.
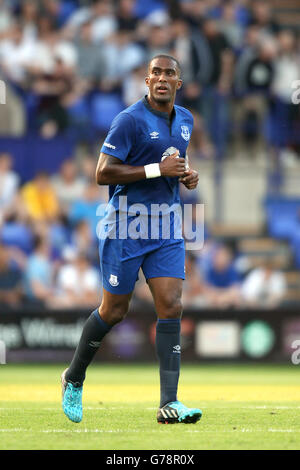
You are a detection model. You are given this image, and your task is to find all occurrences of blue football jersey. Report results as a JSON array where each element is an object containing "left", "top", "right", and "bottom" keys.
[{"left": 100, "top": 96, "right": 193, "bottom": 211}]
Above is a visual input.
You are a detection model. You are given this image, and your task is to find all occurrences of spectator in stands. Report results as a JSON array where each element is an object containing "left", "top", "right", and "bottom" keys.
[
  {"left": 80, "top": 155, "right": 98, "bottom": 183},
  {"left": 0, "top": 0, "right": 13, "bottom": 35},
  {"left": 179, "top": 0, "right": 207, "bottom": 28},
  {"left": 70, "top": 219, "right": 98, "bottom": 266},
  {"left": 24, "top": 17, "right": 78, "bottom": 136},
  {"left": 69, "top": 181, "right": 106, "bottom": 239},
  {"left": 234, "top": 34, "right": 277, "bottom": 150},
  {"left": 21, "top": 171, "right": 60, "bottom": 222},
  {"left": 250, "top": 0, "right": 280, "bottom": 36},
  {"left": 273, "top": 30, "right": 300, "bottom": 104},
  {"left": 74, "top": 20, "right": 107, "bottom": 85},
  {"left": 171, "top": 19, "right": 194, "bottom": 83},
  {"left": 190, "top": 17, "right": 234, "bottom": 152},
  {"left": 145, "top": 23, "right": 173, "bottom": 61},
  {"left": 0, "top": 243, "right": 23, "bottom": 307},
  {"left": 0, "top": 21, "right": 36, "bottom": 83},
  {"left": 191, "top": 17, "right": 234, "bottom": 94},
  {"left": 182, "top": 252, "right": 206, "bottom": 308},
  {"left": 62, "top": 1, "right": 92, "bottom": 38},
  {"left": 204, "top": 244, "right": 241, "bottom": 308},
  {"left": 0, "top": 153, "right": 19, "bottom": 213},
  {"left": 83, "top": 0, "right": 117, "bottom": 44},
  {"left": 24, "top": 236, "right": 54, "bottom": 305},
  {"left": 100, "top": 28, "right": 145, "bottom": 88},
  {"left": 218, "top": 1, "right": 244, "bottom": 52},
  {"left": 54, "top": 246, "right": 100, "bottom": 308},
  {"left": 122, "top": 63, "right": 148, "bottom": 107},
  {"left": 116, "top": 0, "right": 139, "bottom": 32},
  {"left": 39, "top": 0, "right": 62, "bottom": 29},
  {"left": 235, "top": 35, "right": 277, "bottom": 95},
  {"left": 184, "top": 110, "right": 215, "bottom": 159},
  {"left": 0, "top": 206, "right": 33, "bottom": 255},
  {"left": 18, "top": 0, "right": 40, "bottom": 41},
  {"left": 241, "top": 258, "right": 286, "bottom": 308},
  {"left": 270, "top": 29, "right": 300, "bottom": 165},
  {"left": 31, "top": 65, "right": 75, "bottom": 136},
  {"left": 52, "top": 158, "right": 85, "bottom": 214},
  {"left": 64, "top": 0, "right": 117, "bottom": 44}
]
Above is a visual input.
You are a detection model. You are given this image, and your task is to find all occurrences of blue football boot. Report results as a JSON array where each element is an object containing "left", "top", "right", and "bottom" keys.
[
  {"left": 157, "top": 400, "right": 202, "bottom": 424},
  {"left": 61, "top": 369, "right": 83, "bottom": 423}
]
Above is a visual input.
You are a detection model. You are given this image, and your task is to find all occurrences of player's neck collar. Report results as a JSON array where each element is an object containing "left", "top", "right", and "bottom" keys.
[{"left": 142, "top": 95, "right": 175, "bottom": 121}]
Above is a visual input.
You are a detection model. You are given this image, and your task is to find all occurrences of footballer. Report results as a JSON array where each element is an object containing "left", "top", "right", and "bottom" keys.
[{"left": 61, "top": 55, "right": 202, "bottom": 424}]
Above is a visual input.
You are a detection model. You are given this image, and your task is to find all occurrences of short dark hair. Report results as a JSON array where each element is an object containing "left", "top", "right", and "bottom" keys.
[{"left": 148, "top": 54, "right": 181, "bottom": 77}]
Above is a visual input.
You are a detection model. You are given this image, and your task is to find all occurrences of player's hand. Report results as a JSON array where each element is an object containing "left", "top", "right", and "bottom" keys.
[
  {"left": 159, "top": 151, "right": 186, "bottom": 178},
  {"left": 179, "top": 169, "right": 199, "bottom": 190}
]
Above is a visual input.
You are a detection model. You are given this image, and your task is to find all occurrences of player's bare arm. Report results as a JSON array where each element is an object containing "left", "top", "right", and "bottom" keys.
[{"left": 96, "top": 151, "right": 187, "bottom": 185}]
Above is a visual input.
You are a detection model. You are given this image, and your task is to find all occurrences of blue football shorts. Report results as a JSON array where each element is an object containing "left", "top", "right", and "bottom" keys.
[{"left": 99, "top": 237, "right": 185, "bottom": 295}]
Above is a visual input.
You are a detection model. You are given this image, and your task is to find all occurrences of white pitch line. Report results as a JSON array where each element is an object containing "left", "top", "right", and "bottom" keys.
[
  {"left": 0, "top": 407, "right": 143, "bottom": 411},
  {"left": 0, "top": 429, "right": 139, "bottom": 434},
  {"left": 1, "top": 406, "right": 300, "bottom": 411},
  {"left": 0, "top": 428, "right": 300, "bottom": 434}
]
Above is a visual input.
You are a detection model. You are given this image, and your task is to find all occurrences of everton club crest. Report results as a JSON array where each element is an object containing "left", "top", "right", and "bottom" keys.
[
  {"left": 181, "top": 125, "right": 190, "bottom": 141},
  {"left": 109, "top": 274, "right": 119, "bottom": 287}
]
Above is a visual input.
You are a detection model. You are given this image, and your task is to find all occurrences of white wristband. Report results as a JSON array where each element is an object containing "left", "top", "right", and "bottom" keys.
[{"left": 144, "top": 163, "right": 161, "bottom": 179}]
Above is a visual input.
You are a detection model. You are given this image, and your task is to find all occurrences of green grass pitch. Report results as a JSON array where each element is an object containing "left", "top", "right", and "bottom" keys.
[{"left": 1, "top": 363, "right": 300, "bottom": 450}]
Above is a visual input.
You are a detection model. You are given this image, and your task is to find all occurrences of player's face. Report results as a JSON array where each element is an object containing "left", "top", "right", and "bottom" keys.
[{"left": 145, "top": 58, "right": 182, "bottom": 104}]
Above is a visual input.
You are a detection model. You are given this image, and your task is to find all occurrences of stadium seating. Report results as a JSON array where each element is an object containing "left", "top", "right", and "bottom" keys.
[
  {"left": 0, "top": 222, "right": 33, "bottom": 254},
  {"left": 0, "top": 137, "right": 75, "bottom": 182},
  {"left": 264, "top": 197, "right": 300, "bottom": 240},
  {"left": 90, "top": 93, "right": 125, "bottom": 133},
  {"left": 134, "top": 0, "right": 166, "bottom": 18}
]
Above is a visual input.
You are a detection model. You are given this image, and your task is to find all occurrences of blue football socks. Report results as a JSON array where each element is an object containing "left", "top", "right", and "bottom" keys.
[
  {"left": 155, "top": 318, "right": 181, "bottom": 408},
  {"left": 66, "top": 309, "right": 112, "bottom": 385}
]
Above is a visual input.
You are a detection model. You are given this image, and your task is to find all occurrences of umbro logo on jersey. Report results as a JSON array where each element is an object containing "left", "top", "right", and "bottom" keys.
[
  {"left": 173, "top": 345, "right": 181, "bottom": 354},
  {"left": 109, "top": 274, "right": 119, "bottom": 287},
  {"left": 104, "top": 142, "right": 116, "bottom": 150},
  {"left": 150, "top": 131, "right": 159, "bottom": 139}
]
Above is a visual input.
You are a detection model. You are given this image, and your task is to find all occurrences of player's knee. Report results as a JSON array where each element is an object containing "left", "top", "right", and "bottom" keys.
[
  {"left": 157, "top": 297, "right": 182, "bottom": 319},
  {"left": 99, "top": 300, "right": 129, "bottom": 326},
  {"left": 107, "top": 304, "right": 129, "bottom": 325},
  {"left": 111, "top": 308, "right": 128, "bottom": 325}
]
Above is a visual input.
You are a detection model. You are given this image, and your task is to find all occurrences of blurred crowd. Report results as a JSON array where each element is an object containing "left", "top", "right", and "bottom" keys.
[
  {"left": 0, "top": 150, "right": 287, "bottom": 310},
  {"left": 0, "top": 151, "right": 106, "bottom": 309},
  {"left": 0, "top": 0, "right": 300, "bottom": 160},
  {"left": 136, "top": 240, "right": 287, "bottom": 309},
  {"left": 0, "top": 0, "right": 292, "bottom": 310}
]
